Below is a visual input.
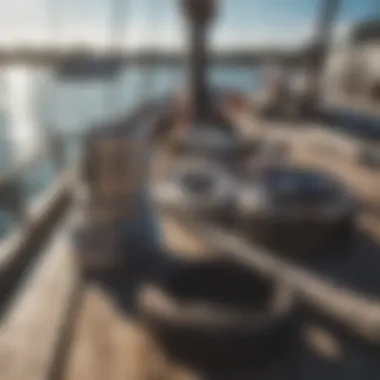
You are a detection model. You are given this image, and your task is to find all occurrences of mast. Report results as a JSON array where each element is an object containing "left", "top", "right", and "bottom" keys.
[
  {"left": 181, "top": 0, "right": 216, "bottom": 122},
  {"left": 310, "top": 0, "right": 341, "bottom": 95},
  {"left": 315, "top": 0, "right": 340, "bottom": 50}
]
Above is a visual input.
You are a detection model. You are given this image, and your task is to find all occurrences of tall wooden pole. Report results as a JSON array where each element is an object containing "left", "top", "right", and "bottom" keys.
[
  {"left": 311, "top": 0, "right": 341, "bottom": 92},
  {"left": 181, "top": 0, "right": 216, "bottom": 122}
]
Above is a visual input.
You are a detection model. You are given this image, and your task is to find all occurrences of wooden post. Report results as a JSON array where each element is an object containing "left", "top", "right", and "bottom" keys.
[{"left": 181, "top": 0, "right": 216, "bottom": 122}]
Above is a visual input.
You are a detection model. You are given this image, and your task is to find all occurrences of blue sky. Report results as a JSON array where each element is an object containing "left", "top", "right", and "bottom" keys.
[{"left": 0, "top": 0, "right": 377, "bottom": 49}]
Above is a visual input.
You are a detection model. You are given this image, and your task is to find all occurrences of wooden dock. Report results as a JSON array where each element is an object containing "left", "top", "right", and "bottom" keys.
[{"left": 61, "top": 206, "right": 380, "bottom": 380}]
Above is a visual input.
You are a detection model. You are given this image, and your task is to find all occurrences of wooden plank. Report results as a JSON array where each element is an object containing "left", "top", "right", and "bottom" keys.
[
  {"left": 63, "top": 286, "right": 162, "bottom": 380},
  {"left": 0, "top": 216, "right": 79, "bottom": 380},
  {"left": 63, "top": 283, "right": 199, "bottom": 380}
]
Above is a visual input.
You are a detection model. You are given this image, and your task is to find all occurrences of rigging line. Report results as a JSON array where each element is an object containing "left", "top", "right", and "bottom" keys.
[
  {"left": 138, "top": 0, "right": 166, "bottom": 103},
  {"left": 109, "top": 0, "right": 130, "bottom": 46},
  {"left": 163, "top": 1, "right": 181, "bottom": 94},
  {"left": 43, "top": 0, "right": 64, "bottom": 168},
  {"left": 45, "top": 0, "right": 61, "bottom": 46},
  {"left": 104, "top": 0, "right": 130, "bottom": 122},
  {"left": 43, "top": 0, "right": 60, "bottom": 137}
]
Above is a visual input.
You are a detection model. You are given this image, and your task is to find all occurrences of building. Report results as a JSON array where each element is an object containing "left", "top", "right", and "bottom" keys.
[{"left": 324, "top": 18, "right": 380, "bottom": 99}]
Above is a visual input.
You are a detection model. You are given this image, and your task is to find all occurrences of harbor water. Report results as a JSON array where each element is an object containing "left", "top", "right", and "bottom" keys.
[
  {"left": 0, "top": 65, "right": 260, "bottom": 238},
  {"left": 0, "top": 63, "right": 379, "bottom": 239}
]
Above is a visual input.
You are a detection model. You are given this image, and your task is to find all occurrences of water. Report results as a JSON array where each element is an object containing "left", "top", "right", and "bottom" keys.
[
  {"left": 39, "top": 65, "right": 186, "bottom": 134},
  {"left": 0, "top": 64, "right": 260, "bottom": 239},
  {"left": 37, "top": 65, "right": 260, "bottom": 134}
]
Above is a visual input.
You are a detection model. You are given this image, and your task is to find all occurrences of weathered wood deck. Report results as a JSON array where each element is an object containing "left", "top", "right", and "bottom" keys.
[
  {"left": 2, "top": 107, "right": 380, "bottom": 380},
  {"left": 62, "top": 207, "right": 380, "bottom": 380},
  {"left": 62, "top": 213, "right": 203, "bottom": 380}
]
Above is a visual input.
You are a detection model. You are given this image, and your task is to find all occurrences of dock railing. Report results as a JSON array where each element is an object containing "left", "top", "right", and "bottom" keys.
[{"left": 0, "top": 134, "right": 75, "bottom": 313}]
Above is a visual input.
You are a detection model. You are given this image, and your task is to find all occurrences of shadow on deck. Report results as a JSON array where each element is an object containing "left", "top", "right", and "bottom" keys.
[{"left": 65, "top": 219, "right": 380, "bottom": 380}]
